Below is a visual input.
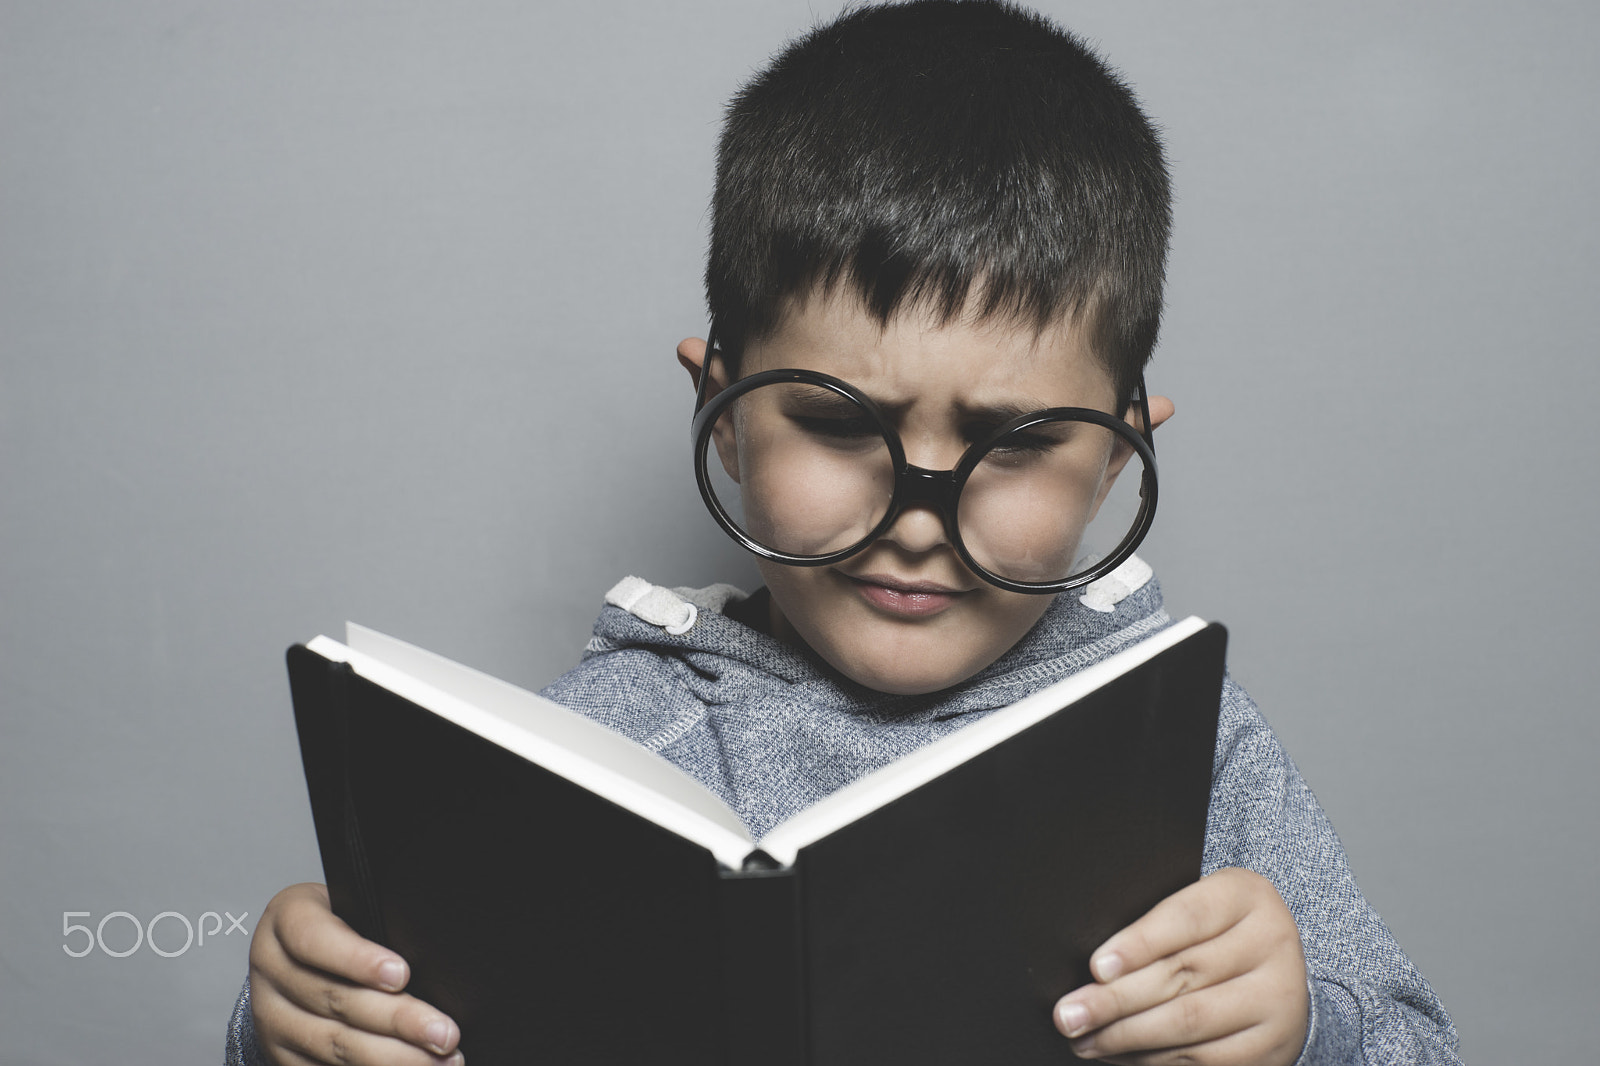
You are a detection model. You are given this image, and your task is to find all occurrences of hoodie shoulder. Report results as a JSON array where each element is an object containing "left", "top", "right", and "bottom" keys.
[
  {"left": 538, "top": 577, "right": 792, "bottom": 811},
  {"left": 577, "top": 576, "right": 826, "bottom": 684},
  {"left": 538, "top": 576, "right": 805, "bottom": 748},
  {"left": 538, "top": 642, "right": 698, "bottom": 745}
]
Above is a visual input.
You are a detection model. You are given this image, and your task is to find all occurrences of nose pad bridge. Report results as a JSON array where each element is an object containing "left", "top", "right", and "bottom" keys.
[{"left": 896, "top": 464, "right": 960, "bottom": 519}]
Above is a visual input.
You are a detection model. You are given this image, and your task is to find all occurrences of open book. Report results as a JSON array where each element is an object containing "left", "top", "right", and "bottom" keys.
[{"left": 288, "top": 617, "right": 1225, "bottom": 1066}]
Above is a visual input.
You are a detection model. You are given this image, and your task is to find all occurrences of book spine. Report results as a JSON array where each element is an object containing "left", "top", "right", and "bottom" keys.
[
  {"left": 286, "top": 647, "right": 387, "bottom": 947},
  {"left": 717, "top": 853, "right": 807, "bottom": 1066}
]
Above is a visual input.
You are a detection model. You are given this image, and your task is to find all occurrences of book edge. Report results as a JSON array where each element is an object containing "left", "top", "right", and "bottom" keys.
[{"left": 305, "top": 633, "right": 758, "bottom": 869}]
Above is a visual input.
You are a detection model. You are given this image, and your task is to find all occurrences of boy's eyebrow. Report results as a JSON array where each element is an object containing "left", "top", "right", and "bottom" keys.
[
  {"left": 788, "top": 377, "right": 1074, "bottom": 422},
  {"left": 786, "top": 385, "right": 864, "bottom": 411},
  {"left": 952, "top": 398, "right": 1059, "bottom": 423},
  {"left": 861, "top": 395, "right": 1060, "bottom": 422}
]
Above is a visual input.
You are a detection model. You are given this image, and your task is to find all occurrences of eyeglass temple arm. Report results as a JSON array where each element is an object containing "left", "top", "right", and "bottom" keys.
[
  {"left": 1132, "top": 374, "right": 1156, "bottom": 453},
  {"left": 692, "top": 325, "right": 720, "bottom": 415}
]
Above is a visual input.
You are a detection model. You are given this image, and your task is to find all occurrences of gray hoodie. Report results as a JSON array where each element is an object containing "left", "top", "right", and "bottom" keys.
[{"left": 226, "top": 561, "right": 1460, "bottom": 1065}]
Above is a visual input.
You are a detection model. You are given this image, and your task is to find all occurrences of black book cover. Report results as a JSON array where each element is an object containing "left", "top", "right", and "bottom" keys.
[{"left": 288, "top": 621, "right": 1225, "bottom": 1065}]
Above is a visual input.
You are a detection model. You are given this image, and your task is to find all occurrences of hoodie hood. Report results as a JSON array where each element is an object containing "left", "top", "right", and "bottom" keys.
[{"left": 544, "top": 557, "right": 1171, "bottom": 836}]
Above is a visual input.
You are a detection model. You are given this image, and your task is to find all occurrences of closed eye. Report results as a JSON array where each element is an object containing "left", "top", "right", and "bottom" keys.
[
  {"left": 983, "top": 431, "right": 1057, "bottom": 456},
  {"left": 790, "top": 414, "right": 880, "bottom": 440},
  {"left": 775, "top": 385, "right": 883, "bottom": 442},
  {"left": 974, "top": 419, "right": 1090, "bottom": 464}
]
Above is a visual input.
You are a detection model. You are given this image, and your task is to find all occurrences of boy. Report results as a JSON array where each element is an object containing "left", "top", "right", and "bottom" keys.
[{"left": 229, "top": 3, "right": 1460, "bottom": 1064}]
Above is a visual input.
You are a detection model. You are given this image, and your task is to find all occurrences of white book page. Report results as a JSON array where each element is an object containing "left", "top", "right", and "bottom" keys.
[
  {"left": 756, "top": 616, "right": 1209, "bottom": 867},
  {"left": 309, "top": 623, "right": 756, "bottom": 869}
]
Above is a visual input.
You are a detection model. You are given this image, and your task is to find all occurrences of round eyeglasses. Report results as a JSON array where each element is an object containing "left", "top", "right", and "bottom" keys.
[{"left": 690, "top": 346, "right": 1158, "bottom": 594}]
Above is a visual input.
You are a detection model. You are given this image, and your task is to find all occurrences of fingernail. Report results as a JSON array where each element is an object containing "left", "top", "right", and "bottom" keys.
[
  {"left": 425, "top": 1019, "right": 454, "bottom": 1054},
  {"left": 1091, "top": 951, "right": 1123, "bottom": 982},
  {"left": 1055, "top": 1001, "right": 1089, "bottom": 1036},
  {"left": 446, "top": 1052, "right": 465, "bottom": 1066},
  {"left": 1072, "top": 1033, "right": 1098, "bottom": 1057},
  {"left": 377, "top": 957, "right": 407, "bottom": 990}
]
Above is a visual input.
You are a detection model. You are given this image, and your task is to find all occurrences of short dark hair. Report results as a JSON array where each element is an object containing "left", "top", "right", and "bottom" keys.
[{"left": 707, "top": 0, "right": 1171, "bottom": 407}]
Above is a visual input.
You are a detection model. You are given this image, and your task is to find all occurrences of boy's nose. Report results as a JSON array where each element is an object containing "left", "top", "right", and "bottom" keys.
[{"left": 878, "top": 499, "right": 950, "bottom": 555}]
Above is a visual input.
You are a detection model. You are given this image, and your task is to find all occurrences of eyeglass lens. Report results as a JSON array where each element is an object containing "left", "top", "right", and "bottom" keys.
[{"left": 699, "top": 380, "right": 1149, "bottom": 587}]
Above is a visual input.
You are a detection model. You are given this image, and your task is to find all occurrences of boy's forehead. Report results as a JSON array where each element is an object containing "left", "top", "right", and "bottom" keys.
[{"left": 744, "top": 287, "right": 1115, "bottom": 405}]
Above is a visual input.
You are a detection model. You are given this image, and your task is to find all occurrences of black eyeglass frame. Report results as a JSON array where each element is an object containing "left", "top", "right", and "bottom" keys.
[{"left": 690, "top": 332, "right": 1159, "bottom": 594}]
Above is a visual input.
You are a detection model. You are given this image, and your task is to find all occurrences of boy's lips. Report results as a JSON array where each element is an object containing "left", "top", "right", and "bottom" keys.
[{"left": 843, "top": 572, "right": 970, "bottom": 617}]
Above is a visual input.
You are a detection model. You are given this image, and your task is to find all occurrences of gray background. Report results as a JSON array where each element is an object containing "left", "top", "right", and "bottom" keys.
[{"left": 2, "top": 1, "right": 1595, "bottom": 1062}]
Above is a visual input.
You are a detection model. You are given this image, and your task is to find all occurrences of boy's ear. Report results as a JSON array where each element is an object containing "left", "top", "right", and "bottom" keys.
[
  {"left": 1137, "top": 394, "right": 1175, "bottom": 435},
  {"left": 676, "top": 337, "right": 728, "bottom": 399},
  {"left": 1089, "top": 395, "right": 1174, "bottom": 519},
  {"left": 676, "top": 337, "right": 707, "bottom": 384},
  {"left": 679, "top": 337, "right": 742, "bottom": 481}
]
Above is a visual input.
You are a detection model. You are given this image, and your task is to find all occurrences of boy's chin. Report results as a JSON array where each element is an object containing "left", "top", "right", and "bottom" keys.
[
  {"left": 781, "top": 611, "right": 1023, "bottom": 696},
  {"left": 828, "top": 656, "right": 979, "bottom": 696}
]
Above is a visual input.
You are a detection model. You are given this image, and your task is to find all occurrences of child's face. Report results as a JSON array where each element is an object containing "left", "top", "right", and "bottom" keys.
[{"left": 686, "top": 291, "right": 1160, "bottom": 695}]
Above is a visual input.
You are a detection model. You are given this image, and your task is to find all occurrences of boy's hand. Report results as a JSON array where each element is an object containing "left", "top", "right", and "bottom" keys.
[
  {"left": 1052, "top": 868, "right": 1308, "bottom": 1066},
  {"left": 249, "top": 882, "right": 464, "bottom": 1066}
]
